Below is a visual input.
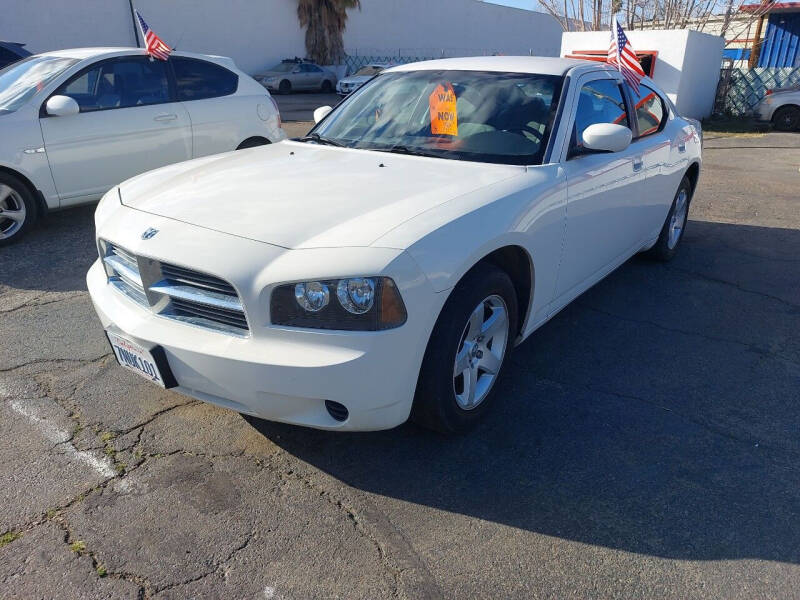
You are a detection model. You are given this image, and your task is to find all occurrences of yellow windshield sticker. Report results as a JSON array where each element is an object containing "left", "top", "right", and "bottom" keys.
[{"left": 429, "top": 83, "right": 458, "bottom": 136}]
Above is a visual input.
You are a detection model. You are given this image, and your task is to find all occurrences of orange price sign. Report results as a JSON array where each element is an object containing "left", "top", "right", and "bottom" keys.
[{"left": 429, "top": 82, "right": 458, "bottom": 136}]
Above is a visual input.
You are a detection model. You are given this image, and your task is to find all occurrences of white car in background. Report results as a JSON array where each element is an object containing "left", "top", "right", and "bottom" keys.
[
  {"left": 336, "top": 63, "right": 392, "bottom": 96},
  {"left": 0, "top": 47, "right": 285, "bottom": 245},
  {"left": 88, "top": 57, "right": 701, "bottom": 433},
  {"left": 754, "top": 84, "right": 800, "bottom": 131}
]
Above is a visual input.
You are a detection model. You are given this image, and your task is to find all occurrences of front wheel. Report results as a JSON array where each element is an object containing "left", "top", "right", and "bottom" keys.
[
  {"left": 412, "top": 263, "right": 518, "bottom": 433},
  {"left": 772, "top": 105, "right": 800, "bottom": 131},
  {"left": 278, "top": 79, "right": 292, "bottom": 95},
  {"left": 0, "top": 173, "right": 38, "bottom": 246},
  {"left": 647, "top": 175, "right": 692, "bottom": 261}
]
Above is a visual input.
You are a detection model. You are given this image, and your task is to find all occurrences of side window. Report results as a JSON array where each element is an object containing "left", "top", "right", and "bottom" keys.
[
  {"left": 308, "top": 64, "right": 322, "bottom": 73},
  {"left": 172, "top": 58, "right": 238, "bottom": 101},
  {"left": 571, "top": 79, "right": 629, "bottom": 152},
  {"left": 628, "top": 84, "right": 666, "bottom": 137},
  {"left": 54, "top": 57, "right": 169, "bottom": 112}
]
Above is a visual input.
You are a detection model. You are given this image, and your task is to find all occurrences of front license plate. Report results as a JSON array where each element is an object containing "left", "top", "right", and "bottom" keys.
[{"left": 107, "top": 331, "right": 168, "bottom": 388}]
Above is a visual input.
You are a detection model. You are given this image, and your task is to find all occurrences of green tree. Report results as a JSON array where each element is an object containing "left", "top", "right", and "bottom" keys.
[{"left": 297, "top": 0, "right": 361, "bottom": 65}]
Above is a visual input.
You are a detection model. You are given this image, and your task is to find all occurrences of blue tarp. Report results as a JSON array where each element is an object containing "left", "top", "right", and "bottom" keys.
[{"left": 759, "top": 12, "right": 800, "bottom": 67}]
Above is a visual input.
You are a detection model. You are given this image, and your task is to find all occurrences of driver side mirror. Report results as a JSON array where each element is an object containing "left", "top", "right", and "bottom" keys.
[
  {"left": 581, "top": 123, "right": 632, "bottom": 153},
  {"left": 45, "top": 95, "right": 80, "bottom": 117},
  {"left": 313, "top": 105, "right": 332, "bottom": 124}
]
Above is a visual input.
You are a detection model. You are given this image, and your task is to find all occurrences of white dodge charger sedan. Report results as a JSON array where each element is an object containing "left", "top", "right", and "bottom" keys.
[
  {"left": 0, "top": 47, "right": 285, "bottom": 245},
  {"left": 87, "top": 57, "right": 701, "bottom": 433}
]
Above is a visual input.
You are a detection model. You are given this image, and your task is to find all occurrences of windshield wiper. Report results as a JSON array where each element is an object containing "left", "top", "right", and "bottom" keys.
[
  {"left": 372, "top": 145, "right": 443, "bottom": 159},
  {"left": 297, "top": 133, "right": 344, "bottom": 147}
]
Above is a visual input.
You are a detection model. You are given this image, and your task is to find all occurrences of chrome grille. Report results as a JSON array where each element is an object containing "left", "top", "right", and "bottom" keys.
[{"left": 99, "top": 240, "right": 249, "bottom": 335}]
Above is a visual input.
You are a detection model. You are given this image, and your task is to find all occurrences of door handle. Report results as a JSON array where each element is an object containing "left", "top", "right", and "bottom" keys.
[
  {"left": 632, "top": 159, "right": 644, "bottom": 172},
  {"left": 154, "top": 113, "right": 178, "bottom": 122}
]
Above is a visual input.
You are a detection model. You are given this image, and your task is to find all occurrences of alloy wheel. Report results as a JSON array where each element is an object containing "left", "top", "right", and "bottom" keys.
[
  {"left": 0, "top": 184, "right": 26, "bottom": 240},
  {"left": 667, "top": 188, "right": 688, "bottom": 250},
  {"left": 452, "top": 294, "right": 510, "bottom": 410}
]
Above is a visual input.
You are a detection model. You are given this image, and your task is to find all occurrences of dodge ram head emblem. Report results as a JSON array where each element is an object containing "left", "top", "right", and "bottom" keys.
[{"left": 141, "top": 228, "right": 158, "bottom": 240}]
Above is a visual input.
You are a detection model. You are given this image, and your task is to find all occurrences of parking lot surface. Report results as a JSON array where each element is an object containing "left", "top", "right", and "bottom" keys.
[
  {"left": 273, "top": 92, "right": 342, "bottom": 122},
  {"left": 1, "top": 132, "right": 799, "bottom": 599}
]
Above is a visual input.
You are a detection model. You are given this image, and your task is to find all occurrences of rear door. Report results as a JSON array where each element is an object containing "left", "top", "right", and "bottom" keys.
[
  {"left": 171, "top": 57, "right": 241, "bottom": 157},
  {"left": 554, "top": 73, "right": 648, "bottom": 302},
  {"left": 40, "top": 56, "right": 192, "bottom": 205},
  {"left": 624, "top": 82, "right": 676, "bottom": 241}
]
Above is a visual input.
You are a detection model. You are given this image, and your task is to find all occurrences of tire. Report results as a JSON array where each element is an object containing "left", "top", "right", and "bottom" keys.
[
  {"left": 321, "top": 79, "right": 333, "bottom": 93},
  {"left": 647, "top": 175, "right": 692, "bottom": 261},
  {"left": 236, "top": 137, "right": 270, "bottom": 150},
  {"left": 0, "top": 172, "right": 38, "bottom": 247},
  {"left": 772, "top": 105, "right": 800, "bottom": 131},
  {"left": 278, "top": 79, "right": 291, "bottom": 95},
  {"left": 412, "top": 263, "right": 518, "bottom": 434}
]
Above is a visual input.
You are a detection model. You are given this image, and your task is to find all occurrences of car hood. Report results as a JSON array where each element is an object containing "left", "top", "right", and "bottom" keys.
[{"left": 119, "top": 141, "right": 523, "bottom": 249}]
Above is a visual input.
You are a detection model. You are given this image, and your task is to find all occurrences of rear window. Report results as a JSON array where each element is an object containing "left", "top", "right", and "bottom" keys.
[{"left": 172, "top": 57, "right": 238, "bottom": 101}]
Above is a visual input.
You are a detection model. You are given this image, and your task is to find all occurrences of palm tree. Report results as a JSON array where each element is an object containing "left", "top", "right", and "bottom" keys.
[{"left": 297, "top": 0, "right": 361, "bottom": 65}]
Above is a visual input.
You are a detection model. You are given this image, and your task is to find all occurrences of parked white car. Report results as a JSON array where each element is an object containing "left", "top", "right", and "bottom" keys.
[
  {"left": 754, "top": 85, "right": 800, "bottom": 131},
  {"left": 336, "top": 63, "right": 392, "bottom": 96},
  {"left": 255, "top": 59, "right": 337, "bottom": 94},
  {"left": 88, "top": 57, "right": 701, "bottom": 433},
  {"left": 0, "top": 47, "right": 285, "bottom": 245}
]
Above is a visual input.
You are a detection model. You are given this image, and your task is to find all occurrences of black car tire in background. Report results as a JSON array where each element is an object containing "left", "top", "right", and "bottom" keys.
[
  {"left": 278, "top": 79, "right": 292, "bottom": 94},
  {"left": 321, "top": 79, "right": 334, "bottom": 93},
  {"left": 772, "top": 105, "right": 800, "bottom": 131}
]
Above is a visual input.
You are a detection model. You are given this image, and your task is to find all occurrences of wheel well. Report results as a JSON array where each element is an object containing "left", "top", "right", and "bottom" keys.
[
  {"left": 685, "top": 162, "right": 700, "bottom": 194},
  {"left": 236, "top": 136, "right": 270, "bottom": 150},
  {"left": 477, "top": 245, "right": 533, "bottom": 336},
  {"left": 0, "top": 165, "right": 47, "bottom": 215}
]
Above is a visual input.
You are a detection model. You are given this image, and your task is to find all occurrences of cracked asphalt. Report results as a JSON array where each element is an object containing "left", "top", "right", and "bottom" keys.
[{"left": 1, "top": 131, "right": 799, "bottom": 599}]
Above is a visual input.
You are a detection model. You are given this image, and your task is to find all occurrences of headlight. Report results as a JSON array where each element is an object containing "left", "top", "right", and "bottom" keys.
[{"left": 271, "top": 276, "right": 406, "bottom": 330}]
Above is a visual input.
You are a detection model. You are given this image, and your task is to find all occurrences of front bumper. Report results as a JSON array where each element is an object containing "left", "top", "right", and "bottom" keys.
[{"left": 87, "top": 206, "right": 443, "bottom": 431}]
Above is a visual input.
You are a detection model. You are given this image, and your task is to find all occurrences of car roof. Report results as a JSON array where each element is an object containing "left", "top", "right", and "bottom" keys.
[
  {"left": 35, "top": 47, "right": 233, "bottom": 65},
  {"left": 386, "top": 56, "right": 615, "bottom": 76}
]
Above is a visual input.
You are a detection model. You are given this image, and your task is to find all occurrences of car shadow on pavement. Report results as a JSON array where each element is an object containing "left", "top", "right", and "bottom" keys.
[
  {"left": 247, "top": 219, "right": 800, "bottom": 565},
  {"left": 0, "top": 205, "right": 97, "bottom": 293}
]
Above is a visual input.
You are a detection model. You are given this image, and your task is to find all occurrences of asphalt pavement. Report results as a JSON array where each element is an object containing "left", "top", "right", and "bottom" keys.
[{"left": 0, "top": 132, "right": 799, "bottom": 599}]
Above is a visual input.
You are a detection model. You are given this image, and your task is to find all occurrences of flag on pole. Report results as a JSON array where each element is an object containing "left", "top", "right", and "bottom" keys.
[
  {"left": 608, "top": 19, "right": 645, "bottom": 94},
  {"left": 135, "top": 10, "right": 171, "bottom": 61}
]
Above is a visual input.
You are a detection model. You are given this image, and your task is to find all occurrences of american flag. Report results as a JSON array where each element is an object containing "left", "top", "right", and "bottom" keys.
[
  {"left": 135, "top": 11, "right": 171, "bottom": 61},
  {"left": 608, "top": 19, "right": 645, "bottom": 94}
]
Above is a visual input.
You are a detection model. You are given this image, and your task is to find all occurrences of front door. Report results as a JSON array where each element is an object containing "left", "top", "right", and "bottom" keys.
[
  {"left": 554, "top": 74, "right": 647, "bottom": 303},
  {"left": 40, "top": 56, "right": 192, "bottom": 205}
]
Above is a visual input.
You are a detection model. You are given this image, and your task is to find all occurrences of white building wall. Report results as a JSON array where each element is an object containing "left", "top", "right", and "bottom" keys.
[
  {"left": 0, "top": 0, "right": 561, "bottom": 75},
  {"left": 561, "top": 29, "right": 724, "bottom": 119}
]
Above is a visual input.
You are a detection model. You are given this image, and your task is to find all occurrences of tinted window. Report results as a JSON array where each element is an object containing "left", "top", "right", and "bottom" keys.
[
  {"left": 629, "top": 84, "right": 666, "bottom": 137},
  {"left": 54, "top": 57, "right": 169, "bottom": 111},
  {"left": 306, "top": 64, "right": 322, "bottom": 73},
  {"left": 572, "top": 79, "right": 629, "bottom": 150},
  {"left": 173, "top": 58, "right": 238, "bottom": 101}
]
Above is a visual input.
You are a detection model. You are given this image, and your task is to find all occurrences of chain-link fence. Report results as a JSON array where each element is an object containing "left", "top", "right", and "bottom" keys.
[
  {"left": 342, "top": 47, "right": 527, "bottom": 76},
  {"left": 717, "top": 67, "right": 800, "bottom": 116}
]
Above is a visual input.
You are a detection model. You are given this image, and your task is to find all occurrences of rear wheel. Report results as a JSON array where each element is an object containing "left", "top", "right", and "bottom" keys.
[
  {"left": 647, "top": 175, "right": 692, "bottom": 261},
  {"left": 278, "top": 79, "right": 292, "bottom": 95},
  {"left": 321, "top": 79, "right": 333, "bottom": 93},
  {"left": 0, "top": 173, "right": 38, "bottom": 246},
  {"left": 412, "top": 263, "right": 518, "bottom": 433},
  {"left": 772, "top": 105, "right": 800, "bottom": 131}
]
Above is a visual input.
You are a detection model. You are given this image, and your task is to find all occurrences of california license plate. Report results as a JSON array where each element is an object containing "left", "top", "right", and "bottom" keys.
[{"left": 106, "top": 331, "right": 167, "bottom": 388}]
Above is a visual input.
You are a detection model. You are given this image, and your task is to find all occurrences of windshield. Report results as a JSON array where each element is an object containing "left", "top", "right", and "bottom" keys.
[
  {"left": 0, "top": 56, "right": 78, "bottom": 113},
  {"left": 269, "top": 62, "right": 297, "bottom": 73},
  {"left": 312, "top": 70, "right": 563, "bottom": 165},
  {"left": 353, "top": 65, "right": 384, "bottom": 77}
]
